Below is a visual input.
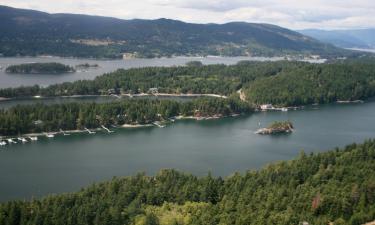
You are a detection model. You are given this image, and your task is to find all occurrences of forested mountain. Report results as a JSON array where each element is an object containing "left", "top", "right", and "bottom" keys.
[
  {"left": 1, "top": 138, "right": 374, "bottom": 225},
  {"left": 300, "top": 29, "right": 375, "bottom": 50},
  {"left": 0, "top": 5, "right": 347, "bottom": 58}
]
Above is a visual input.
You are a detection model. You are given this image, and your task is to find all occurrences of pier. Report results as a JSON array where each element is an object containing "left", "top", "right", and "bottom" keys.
[
  {"left": 60, "top": 129, "right": 71, "bottom": 136},
  {"left": 153, "top": 121, "right": 166, "bottom": 128},
  {"left": 84, "top": 128, "right": 96, "bottom": 134},
  {"left": 101, "top": 125, "right": 114, "bottom": 133}
]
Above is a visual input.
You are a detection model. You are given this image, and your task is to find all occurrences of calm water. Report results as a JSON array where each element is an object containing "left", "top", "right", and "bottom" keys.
[
  {"left": 0, "top": 101, "right": 375, "bottom": 202},
  {"left": 0, "top": 56, "right": 285, "bottom": 88}
]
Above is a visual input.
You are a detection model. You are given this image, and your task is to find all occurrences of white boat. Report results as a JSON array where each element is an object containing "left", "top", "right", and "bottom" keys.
[
  {"left": 17, "top": 137, "right": 28, "bottom": 143},
  {"left": 0, "top": 141, "right": 6, "bottom": 146},
  {"left": 7, "top": 138, "right": 16, "bottom": 144},
  {"left": 29, "top": 136, "right": 38, "bottom": 141},
  {"left": 46, "top": 133, "right": 55, "bottom": 138},
  {"left": 281, "top": 107, "right": 288, "bottom": 112}
]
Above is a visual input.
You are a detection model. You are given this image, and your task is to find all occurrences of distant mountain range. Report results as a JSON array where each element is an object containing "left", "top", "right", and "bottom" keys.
[
  {"left": 299, "top": 29, "right": 375, "bottom": 50},
  {"left": 0, "top": 5, "right": 352, "bottom": 58}
]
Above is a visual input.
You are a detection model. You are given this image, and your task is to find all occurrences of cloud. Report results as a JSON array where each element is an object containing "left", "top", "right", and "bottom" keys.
[
  {"left": 0, "top": 0, "right": 374, "bottom": 29},
  {"left": 148, "top": 0, "right": 260, "bottom": 12}
]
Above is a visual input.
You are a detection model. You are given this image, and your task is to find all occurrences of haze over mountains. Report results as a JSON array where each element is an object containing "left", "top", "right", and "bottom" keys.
[
  {"left": 0, "top": 5, "right": 347, "bottom": 59},
  {"left": 300, "top": 29, "right": 375, "bottom": 50}
]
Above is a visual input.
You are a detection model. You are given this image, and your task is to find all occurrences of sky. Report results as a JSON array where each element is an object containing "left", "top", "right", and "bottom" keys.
[{"left": 0, "top": 0, "right": 374, "bottom": 30}]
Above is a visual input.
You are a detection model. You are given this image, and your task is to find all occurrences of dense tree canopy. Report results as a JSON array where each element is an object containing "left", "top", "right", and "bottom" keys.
[
  {"left": 5, "top": 62, "right": 75, "bottom": 74},
  {"left": 1, "top": 60, "right": 375, "bottom": 107},
  {"left": 0, "top": 97, "right": 251, "bottom": 136},
  {"left": 0, "top": 61, "right": 287, "bottom": 97},
  {"left": 245, "top": 60, "right": 375, "bottom": 106}
]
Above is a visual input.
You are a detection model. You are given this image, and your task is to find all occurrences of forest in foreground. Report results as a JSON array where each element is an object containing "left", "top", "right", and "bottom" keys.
[{"left": 0, "top": 138, "right": 374, "bottom": 225}]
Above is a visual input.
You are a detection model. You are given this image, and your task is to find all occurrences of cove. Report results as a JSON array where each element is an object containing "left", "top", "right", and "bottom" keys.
[{"left": 0, "top": 101, "right": 374, "bottom": 202}]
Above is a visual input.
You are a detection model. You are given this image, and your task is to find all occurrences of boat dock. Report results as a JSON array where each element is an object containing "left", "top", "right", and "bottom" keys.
[
  {"left": 101, "top": 125, "right": 114, "bottom": 133},
  {"left": 153, "top": 121, "right": 166, "bottom": 128},
  {"left": 60, "top": 129, "right": 71, "bottom": 136},
  {"left": 84, "top": 128, "right": 96, "bottom": 134}
]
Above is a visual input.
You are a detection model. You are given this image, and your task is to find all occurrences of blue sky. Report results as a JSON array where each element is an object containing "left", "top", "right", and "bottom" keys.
[{"left": 0, "top": 0, "right": 374, "bottom": 30}]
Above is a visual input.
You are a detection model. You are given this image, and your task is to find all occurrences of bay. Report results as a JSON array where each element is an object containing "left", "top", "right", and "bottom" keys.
[{"left": 0, "top": 100, "right": 374, "bottom": 202}]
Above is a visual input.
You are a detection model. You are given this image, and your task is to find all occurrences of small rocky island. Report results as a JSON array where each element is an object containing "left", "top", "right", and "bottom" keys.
[
  {"left": 256, "top": 121, "right": 294, "bottom": 135},
  {"left": 6, "top": 62, "right": 75, "bottom": 74},
  {"left": 75, "top": 63, "right": 99, "bottom": 69}
]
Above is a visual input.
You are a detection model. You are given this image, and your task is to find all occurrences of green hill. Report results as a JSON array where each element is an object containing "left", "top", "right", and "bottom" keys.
[{"left": 0, "top": 5, "right": 349, "bottom": 58}]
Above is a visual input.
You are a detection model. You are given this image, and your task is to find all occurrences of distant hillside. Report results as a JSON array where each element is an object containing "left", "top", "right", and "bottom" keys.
[
  {"left": 0, "top": 5, "right": 348, "bottom": 58},
  {"left": 300, "top": 29, "right": 375, "bottom": 50}
]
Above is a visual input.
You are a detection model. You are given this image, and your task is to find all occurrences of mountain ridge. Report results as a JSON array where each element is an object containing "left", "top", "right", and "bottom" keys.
[
  {"left": 0, "top": 5, "right": 349, "bottom": 58},
  {"left": 299, "top": 28, "right": 375, "bottom": 49}
]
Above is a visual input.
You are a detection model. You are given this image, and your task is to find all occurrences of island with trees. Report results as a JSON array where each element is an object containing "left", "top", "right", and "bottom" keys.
[
  {"left": 75, "top": 63, "right": 99, "bottom": 69},
  {"left": 0, "top": 138, "right": 374, "bottom": 225},
  {"left": 5, "top": 62, "right": 75, "bottom": 74},
  {"left": 1, "top": 59, "right": 375, "bottom": 108},
  {"left": 256, "top": 121, "right": 294, "bottom": 135}
]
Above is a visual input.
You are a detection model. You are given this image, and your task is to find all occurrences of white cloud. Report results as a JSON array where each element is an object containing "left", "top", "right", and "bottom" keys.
[{"left": 0, "top": 0, "right": 374, "bottom": 29}]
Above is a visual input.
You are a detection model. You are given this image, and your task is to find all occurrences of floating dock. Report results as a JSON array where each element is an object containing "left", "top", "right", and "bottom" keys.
[
  {"left": 101, "top": 125, "right": 114, "bottom": 133},
  {"left": 84, "top": 128, "right": 96, "bottom": 134},
  {"left": 60, "top": 129, "right": 71, "bottom": 136},
  {"left": 153, "top": 121, "right": 166, "bottom": 128}
]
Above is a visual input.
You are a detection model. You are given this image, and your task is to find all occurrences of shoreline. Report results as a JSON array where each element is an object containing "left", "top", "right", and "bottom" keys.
[
  {"left": 124, "top": 93, "right": 228, "bottom": 99},
  {"left": 0, "top": 93, "right": 228, "bottom": 102},
  {"left": 256, "top": 99, "right": 367, "bottom": 112},
  {"left": 0, "top": 113, "right": 243, "bottom": 140}
]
